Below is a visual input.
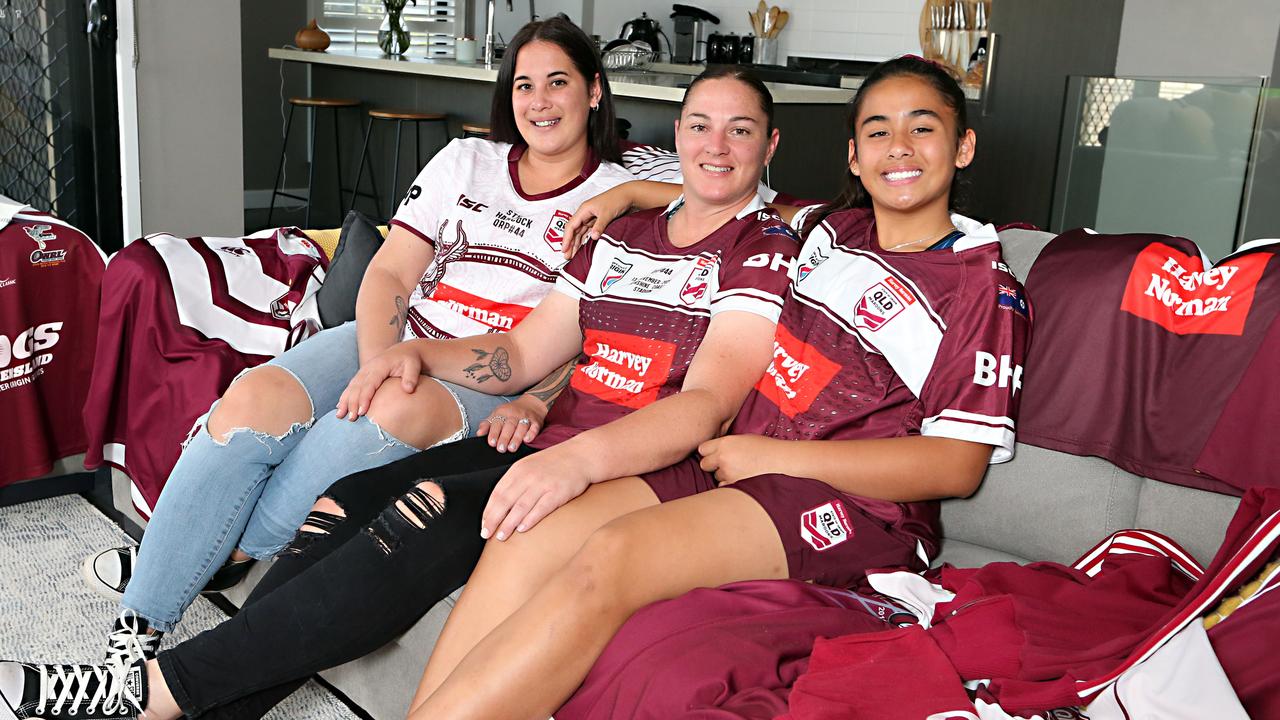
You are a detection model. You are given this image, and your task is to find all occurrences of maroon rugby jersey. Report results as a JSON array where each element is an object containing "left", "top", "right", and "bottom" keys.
[
  {"left": 534, "top": 195, "right": 798, "bottom": 448},
  {"left": 731, "top": 208, "right": 1031, "bottom": 556},
  {"left": 0, "top": 204, "right": 106, "bottom": 486},
  {"left": 1017, "top": 230, "right": 1280, "bottom": 495}
]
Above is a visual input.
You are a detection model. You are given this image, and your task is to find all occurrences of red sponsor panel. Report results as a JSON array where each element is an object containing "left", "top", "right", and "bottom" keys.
[
  {"left": 754, "top": 324, "right": 842, "bottom": 419},
  {"left": 428, "top": 282, "right": 533, "bottom": 331},
  {"left": 571, "top": 328, "right": 677, "bottom": 409},
  {"left": 1120, "top": 243, "right": 1271, "bottom": 336},
  {"left": 800, "top": 500, "right": 853, "bottom": 551}
]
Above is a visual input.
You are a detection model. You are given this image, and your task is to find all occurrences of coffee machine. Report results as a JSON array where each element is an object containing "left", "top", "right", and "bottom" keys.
[{"left": 671, "top": 4, "right": 718, "bottom": 63}]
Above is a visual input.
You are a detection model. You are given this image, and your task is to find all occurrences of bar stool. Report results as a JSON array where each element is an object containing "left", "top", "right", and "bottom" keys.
[
  {"left": 351, "top": 108, "right": 450, "bottom": 221},
  {"left": 461, "top": 123, "right": 491, "bottom": 139},
  {"left": 267, "top": 97, "right": 365, "bottom": 229}
]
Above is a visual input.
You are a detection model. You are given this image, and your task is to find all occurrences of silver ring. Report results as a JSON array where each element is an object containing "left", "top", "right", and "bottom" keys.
[
  {"left": 517, "top": 418, "right": 531, "bottom": 425},
  {"left": 489, "top": 415, "right": 507, "bottom": 423}
]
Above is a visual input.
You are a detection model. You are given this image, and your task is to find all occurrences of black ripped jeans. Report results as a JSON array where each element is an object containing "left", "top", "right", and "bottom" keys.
[{"left": 155, "top": 436, "right": 537, "bottom": 719}]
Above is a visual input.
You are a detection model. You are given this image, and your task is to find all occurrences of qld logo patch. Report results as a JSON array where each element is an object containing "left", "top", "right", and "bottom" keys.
[
  {"left": 798, "top": 247, "right": 828, "bottom": 282},
  {"left": 680, "top": 255, "right": 718, "bottom": 305},
  {"left": 601, "top": 258, "right": 633, "bottom": 292},
  {"left": 544, "top": 209, "right": 572, "bottom": 251},
  {"left": 800, "top": 500, "right": 853, "bottom": 551},
  {"left": 855, "top": 276, "right": 915, "bottom": 332}
]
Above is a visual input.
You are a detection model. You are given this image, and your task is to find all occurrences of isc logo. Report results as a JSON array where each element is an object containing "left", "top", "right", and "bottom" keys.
[
  {"left": 0, "top": 322, "right": 62, "bottom": 368},
  {"left": 456, "top": 194, "right": 488, "bottom": 212},
  {"left": 972, "top": 351, "right": 1022, "bottom": 395}
]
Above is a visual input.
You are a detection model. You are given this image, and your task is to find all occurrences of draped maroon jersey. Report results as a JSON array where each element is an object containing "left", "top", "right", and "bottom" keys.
[
  {"left": 1017, "top": 230, "right": 1280, "bottom": 495},
  {"left": 534, "top": 195, "right": 798, "bottom": 448},
  {"left": 731, "top": 207, "right": 1031, "bottom": 557},
  {"left": 0, "top": 203, "right": 106, "bottom": 486}
]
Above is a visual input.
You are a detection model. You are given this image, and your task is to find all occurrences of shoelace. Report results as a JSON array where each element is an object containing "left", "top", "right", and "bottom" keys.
[
  {"left": 105, "top": 611, "right": 160, "bottom": 667},
  {"left": 35, "top": 661, "right": 141, "bottom": 715}
]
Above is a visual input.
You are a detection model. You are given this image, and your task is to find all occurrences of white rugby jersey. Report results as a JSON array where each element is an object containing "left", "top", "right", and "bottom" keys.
[{"left": 390, "top": 139, "right": 634, "bottom": 340}]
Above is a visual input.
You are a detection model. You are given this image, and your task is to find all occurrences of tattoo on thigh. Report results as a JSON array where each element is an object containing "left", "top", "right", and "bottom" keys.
[
  {"left": 389, "top": 296, "right": 408, "bottom": 332},
  {"left": 463, "top": 347, "right": 512, "bottom": 383}
]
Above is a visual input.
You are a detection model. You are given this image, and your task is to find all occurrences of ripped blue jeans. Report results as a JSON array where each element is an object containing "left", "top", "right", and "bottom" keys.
[{"left": 121, "top": 322, "right": 516, "bottom": 632}]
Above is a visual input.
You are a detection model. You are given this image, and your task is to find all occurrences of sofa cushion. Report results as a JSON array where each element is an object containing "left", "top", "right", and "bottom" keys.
[
  {"left": 1133, "top": 479, "right": 1241, "bottom": 566},
  {"left": 939, "top": 443, "right": 1145, "bottom": 567},
  {"left": 316, "top": 210, "right": 386, "bottom": 329}
]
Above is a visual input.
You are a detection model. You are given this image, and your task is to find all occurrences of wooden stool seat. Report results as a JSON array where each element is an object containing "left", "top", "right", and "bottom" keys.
[
  {"left": 368, "top": 108, "right": 447, "bottom": 121},
  {"left": 461, "top": 123, "right": 491, "bottom": 138},
  {"left": 289, "top": 97, "right": 360, "bottom": 108}
]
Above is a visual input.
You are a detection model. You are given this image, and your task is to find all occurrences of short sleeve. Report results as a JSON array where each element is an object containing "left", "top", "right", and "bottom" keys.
[
  {"left": 552, "top": 232, "right": 599, "bottom": 301},
  {"left": 917, "top": 256, "right": 1031, "bottom": 463},
  {"left": 788, "top": 204, "right": 825, "bottom": 233},
  {"left": 711, "top": 219, "right": 799, "bottom": 322},
  {"left": 388, "top": 139, "right": 461, "bottom": 247}
]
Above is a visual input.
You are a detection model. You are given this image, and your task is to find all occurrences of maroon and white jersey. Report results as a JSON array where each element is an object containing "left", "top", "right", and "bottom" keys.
[
  {"left": 534, "top": 195, "right": 798, "bottom": 447},
  {"left": 82, "top": 228, "right": 328, "bottom": 518},
  {"left": 1017, "top": 229, "right": 1280, "bottom": 496},
  {"left": 390, "top": 139, "right": 634, "bottom": 340},
  {"left": 731, "top": 208, "right": 1030, "bottom": 551},
  {"left": 0, "top": 201, "right": 106, "bottom": 486}
]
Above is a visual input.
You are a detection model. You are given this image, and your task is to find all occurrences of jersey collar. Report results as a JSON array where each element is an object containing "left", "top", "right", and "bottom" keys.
[
  {"left": 506, "top": 144, "right": 602, "bottom": 202},
  {"left": 663, "top": 193, "right": 768, "bottom": 220}
]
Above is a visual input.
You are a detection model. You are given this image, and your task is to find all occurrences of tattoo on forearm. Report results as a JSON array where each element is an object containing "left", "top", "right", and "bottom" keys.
[
  {"left": 388, "top": 296, "right": 408, "bottom": 332},
  {"left": 525, "top": 358, "right": 577, "bottom": 407},
  {"left": 463, "top": 346, "right": 513, "bottom": 383}
]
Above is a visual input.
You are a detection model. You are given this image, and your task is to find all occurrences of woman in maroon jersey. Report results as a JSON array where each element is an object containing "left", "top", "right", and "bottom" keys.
[
  {"left": 0, "top": 67, "right": 800, "bottom": 720},
  {"left": 399, "top": 55, "right": 1031, "bottom": 719}
]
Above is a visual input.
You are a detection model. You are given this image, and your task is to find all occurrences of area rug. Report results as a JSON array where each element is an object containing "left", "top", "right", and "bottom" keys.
[{"left": 0, "top": 493, "right": 359, "bottom": 719}]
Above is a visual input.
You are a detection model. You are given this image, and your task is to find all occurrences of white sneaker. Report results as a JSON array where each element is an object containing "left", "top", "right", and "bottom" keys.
[{"left": 81, "top": 546, "right": 136, "bottom": 601}]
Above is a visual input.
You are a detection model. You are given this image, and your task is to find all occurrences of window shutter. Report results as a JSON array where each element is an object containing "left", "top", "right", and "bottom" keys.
[{"left": 320, "top": 0, "right": 461, "bottom": 57}]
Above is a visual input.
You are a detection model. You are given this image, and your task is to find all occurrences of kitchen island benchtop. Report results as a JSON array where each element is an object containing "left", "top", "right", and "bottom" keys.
[{"left": 269, "top": 47, "right": 858, "bottom": 105}]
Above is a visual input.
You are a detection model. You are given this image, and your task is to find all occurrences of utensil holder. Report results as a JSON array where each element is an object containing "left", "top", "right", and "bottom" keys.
[{"left": 753, "top": 37, "right": 778, "bottom": 66}]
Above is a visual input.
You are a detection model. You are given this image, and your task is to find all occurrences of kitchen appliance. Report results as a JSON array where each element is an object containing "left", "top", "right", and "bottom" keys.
[
  {"left": 671, "top": 4, "right": 719, "bottom": 63},
  {"left": 620, "top": 13, "right": 668, "bottom": 60}
]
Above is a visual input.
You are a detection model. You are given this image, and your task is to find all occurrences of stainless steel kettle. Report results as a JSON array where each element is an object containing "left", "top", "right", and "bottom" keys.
[{"left": 620, "top": 12, "right": 664, "bottom": 55}]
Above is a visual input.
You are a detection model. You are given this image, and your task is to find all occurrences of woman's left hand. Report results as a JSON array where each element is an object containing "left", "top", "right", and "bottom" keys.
[
  {"left": 481, "top": 447, "right": 592, "bottom": 540},
  {"left": 697, "top": 435, "right": 779, "bottom": 485},
  {"left": 476, "top": 395, "right": 547, "bottom": 453}
]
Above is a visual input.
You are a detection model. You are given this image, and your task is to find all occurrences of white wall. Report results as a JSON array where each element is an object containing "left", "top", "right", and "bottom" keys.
[
  {"left": 130, "top": 0, "right": 245, "bottom": 237},
  {"left": 593, "top": 0, "right": 924, "bottom": 63}
]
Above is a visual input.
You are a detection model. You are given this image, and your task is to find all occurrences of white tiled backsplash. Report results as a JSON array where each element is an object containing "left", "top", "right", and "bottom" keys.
[{"left": 593, "top": 0, "right": 925, "bottom": 64}]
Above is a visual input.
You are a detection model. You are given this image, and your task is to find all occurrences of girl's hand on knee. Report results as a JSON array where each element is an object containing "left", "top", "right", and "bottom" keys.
[
  {"left": 698, "top": 435, "right": 775, "bottom": 485},
  {"left": 481, "top": 449, "right": 589, "bottom": 541},
  {"left": 477, "top": 396, "right": 546, "bottom": 452},
  {"left": 336, "top": 345, "right": 422, "bottom": 420}
]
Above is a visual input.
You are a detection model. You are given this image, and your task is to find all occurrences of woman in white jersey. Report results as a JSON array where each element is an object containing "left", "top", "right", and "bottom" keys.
[{"left": 74, "top": 14, "right": 635, "bottom": 669}]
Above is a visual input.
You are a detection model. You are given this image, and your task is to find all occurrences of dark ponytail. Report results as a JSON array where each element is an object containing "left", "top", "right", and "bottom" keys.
[{"left": 800, "top": 55, "right": 969, "bottom": 238}]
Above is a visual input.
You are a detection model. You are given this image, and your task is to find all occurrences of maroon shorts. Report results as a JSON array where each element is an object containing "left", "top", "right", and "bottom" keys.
[{"left": 642, "top": 457, "right": 925, "bottom": 588}]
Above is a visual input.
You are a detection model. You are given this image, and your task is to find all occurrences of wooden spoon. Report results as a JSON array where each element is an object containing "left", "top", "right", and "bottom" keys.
[
  {"left": 770, "top": 10, "right": 789, "bottom": 38},
  {"left": 767, "top": 6, "right": 781, "bottom": 37}
]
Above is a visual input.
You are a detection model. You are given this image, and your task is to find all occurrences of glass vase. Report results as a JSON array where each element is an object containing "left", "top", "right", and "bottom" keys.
[{"left": 378, "top": 9, "right": 411, "bottom": 56}]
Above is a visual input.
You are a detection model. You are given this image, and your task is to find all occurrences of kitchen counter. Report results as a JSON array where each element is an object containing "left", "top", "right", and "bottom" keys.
[{"left": 269, "top": 47, "right": 857, "bottom": 104}]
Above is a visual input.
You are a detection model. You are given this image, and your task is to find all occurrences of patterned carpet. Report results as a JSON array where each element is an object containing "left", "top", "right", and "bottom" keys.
[{"left": 0, "top": 493, "right": 360, "bottom": 719}]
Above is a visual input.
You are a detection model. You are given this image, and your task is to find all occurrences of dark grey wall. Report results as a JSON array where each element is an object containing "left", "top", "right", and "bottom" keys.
[
  {"left": 241, "top": 0, "right": 310, "bottom": 196},
  {"left": 1241, "top": 25, "right": 1280, "bottom": 241}
]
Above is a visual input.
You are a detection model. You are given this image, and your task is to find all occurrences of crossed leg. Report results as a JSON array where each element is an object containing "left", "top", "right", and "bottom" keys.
[{"left": 408, "top": 486, "right": 787, "bottom": 720}]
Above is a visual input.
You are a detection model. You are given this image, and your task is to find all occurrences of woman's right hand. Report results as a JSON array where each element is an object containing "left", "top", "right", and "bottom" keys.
[
  {"left": 336, "top": 341, "right": 424, "bottom": 420},
  {"left": 563, "top": 183, "right": 636, "bottom": 258}
]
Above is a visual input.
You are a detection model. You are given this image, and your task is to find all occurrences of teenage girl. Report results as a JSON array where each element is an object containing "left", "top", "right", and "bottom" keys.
[{"left": 405, "top": 55, "right": 1031, "bottom": 719}]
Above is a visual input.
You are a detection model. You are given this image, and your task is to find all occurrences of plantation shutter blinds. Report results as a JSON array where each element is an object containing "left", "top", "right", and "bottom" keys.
[{"left": 321, "top": 1, "right": 461, "bottom": 57}]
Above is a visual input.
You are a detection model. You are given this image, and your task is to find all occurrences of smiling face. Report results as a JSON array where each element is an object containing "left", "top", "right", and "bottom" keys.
[
  {"left": 511, "top": 40, "right": 601, "bottom": 158},
  {"left": 675, "top": 77, "right": 779, "bottom": 208},
  {"left": 849, "top": 74, "right": 975, "bottom": 217}
]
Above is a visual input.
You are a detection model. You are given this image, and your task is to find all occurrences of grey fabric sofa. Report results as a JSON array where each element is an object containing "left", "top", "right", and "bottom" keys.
[{"left": 112, "top": 229, "right": 1245, "bottom": 719}]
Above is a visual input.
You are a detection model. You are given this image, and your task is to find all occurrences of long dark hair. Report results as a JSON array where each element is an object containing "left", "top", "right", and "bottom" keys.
[
  {"left": 489, "top": 14, "right": 621, "bottom": 164},
  {"left": 681, "top": 65, "right": 775, "bottom": 132},
  {"left": 800, "top": 55, "right": 969, "bottom": 238}
]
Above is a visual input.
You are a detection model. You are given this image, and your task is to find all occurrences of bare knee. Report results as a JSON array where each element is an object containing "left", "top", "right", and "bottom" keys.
[
  {"left": 560, "top": 524, "right": 635, "bottom": 610},
  {"left": 208, "top": 366, "right": 312, "bottom": 442},
  {"left": 365, "top": 379, "right": 461, "bottom": 449},
  {"left": 393, "top": 480, "right": 446, "bottom": 530}
]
